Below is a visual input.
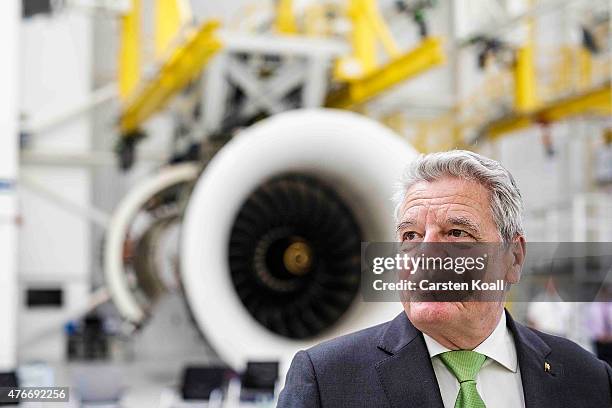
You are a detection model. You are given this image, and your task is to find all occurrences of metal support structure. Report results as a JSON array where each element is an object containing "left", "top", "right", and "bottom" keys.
[
  {"left": 303, "top": 55, "right": 331, "bottom": 108},
  {"left": 20, "top": 149, "right": 168, "bottom": 167},
  {"left": 119, "top": 20, "right": 222, "bottom": 136},
  {"left": 64, "top": 0, "right": 131, "bottom": 13},
  {"left": 484, "top": 84, "right": 612, "bottom": 139},
  {"left": 341, "top": 0, "right": 377, "bottom": 78},
  {"left": 117, "top": 0, "right": 445, "bottom": 144},
  {"left": 118, "top": 0, "right": 141, "bottom": 100},
  {"left": 275, "top": 0, "right": 297, "bottom": 34},
  {"left": 513, "top": 45, "right": 538, "bottom": 112},
  {"left": 335, "top": 0, "right": 401, "bottom": 81},
  {"left": 18, "top": 286, "right": 110, "bottom": 349},
  {"left": 326, "top": 37, "right": 445, "bottom": 109},
  {"left": 22, "top": 84, "right": 117, "bottom": 136},
  {"left": 227, "top": 58, "right": 306, "bottom": 116},
  {"left": 154, "top": 0, "right": 191, "bottom": 60},
  {"left": 405, "top": 0, "right": 610, "bottom": 146},
  {"left": 454, "top": 0, "right": 581, "bottom": 47},
  {"left": 200, "top": 34, "right": 345, "bottom": 135},
  {"left": 200, "top": 52, "right": 230, "bottom": 135},
  {"left": 513, "top": 0, "right": 538, "bottom": 112},
  {"left": 20, "top": 175, "right": 111, "bottom": 229}
]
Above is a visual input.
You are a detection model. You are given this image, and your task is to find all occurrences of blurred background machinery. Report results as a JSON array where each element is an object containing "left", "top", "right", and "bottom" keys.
[{"left": 3, "top": 0, "right": 612, "bottom": 406}]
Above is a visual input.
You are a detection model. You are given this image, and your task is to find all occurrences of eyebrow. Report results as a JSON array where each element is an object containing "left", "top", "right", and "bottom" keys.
[
  {"left": 396, "top": 220, "right": 416, "bottom": 232},
  {"left": 446, "top": 216, "right": 481, "bottom": 234},
  {"left": 396, "top": 216, "right": 482, "bottom": 234}
]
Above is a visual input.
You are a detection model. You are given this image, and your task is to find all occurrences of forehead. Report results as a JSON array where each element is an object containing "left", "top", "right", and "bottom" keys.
[{"left": 398, "top": 177, "right": 493, "bottom": 221}]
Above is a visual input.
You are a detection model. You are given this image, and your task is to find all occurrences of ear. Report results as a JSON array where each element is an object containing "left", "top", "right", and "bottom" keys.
[{"left": 505, "top": 235, "right": 526, "bottom": 284}]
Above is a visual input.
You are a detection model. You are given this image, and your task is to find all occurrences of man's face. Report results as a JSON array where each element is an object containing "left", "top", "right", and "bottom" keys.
[{"left": 396, "top": 176, "right": 516, "bottom": 333}]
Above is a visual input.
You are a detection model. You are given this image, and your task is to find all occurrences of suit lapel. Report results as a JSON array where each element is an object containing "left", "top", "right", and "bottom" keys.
[
  {"left": 506, "top": 310, "right": 563, "bottom": 408},
  {"left": 375, "top": 313, "right": 445, "bottom": 408}
]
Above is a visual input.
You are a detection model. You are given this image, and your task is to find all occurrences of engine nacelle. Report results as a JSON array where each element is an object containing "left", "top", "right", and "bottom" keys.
[{"left": 181, "top": 109, "right": 417, "bottom": 373}]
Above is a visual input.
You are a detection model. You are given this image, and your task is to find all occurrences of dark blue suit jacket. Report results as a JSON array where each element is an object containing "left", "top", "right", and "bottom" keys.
[{"left": 278, "top": 310, "right": 612, "bottom": 407}]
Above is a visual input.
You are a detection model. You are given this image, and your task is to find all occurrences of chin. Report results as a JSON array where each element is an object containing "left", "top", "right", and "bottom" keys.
[{"left": 404, "top": 301, "right": 465, "bottom": 328}]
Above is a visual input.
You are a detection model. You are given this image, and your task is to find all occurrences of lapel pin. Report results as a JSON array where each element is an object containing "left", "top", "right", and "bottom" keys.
[{"left": 544, "top": 362, "right": 551, "bottom": 373}]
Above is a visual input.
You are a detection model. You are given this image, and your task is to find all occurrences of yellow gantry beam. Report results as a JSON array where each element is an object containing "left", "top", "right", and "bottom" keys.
[
  {"left": 326, "top": 37, "right": 445, "bottom": 109},
  {"left": 275, "top": 0, "right": 298, "bottom": 34},
  {"left": 155, "top": 0, "right": 192, "bottom": 60},
  {"left": 118, "top": 0, "right": 141, "bottom": 100},
  {"left": 514, "top": 0, "right": 538, "bottom": 112},
  {"left": 348, "top": 0, "right": 378, "bottom": 75},
  {"left": 513, "top": 45, "right": 538, "bottom": 112},
  {"left": 358, "top": 0, "right": 399, "bottom": 58},
  {"left": 119, "top": 20, "right": 222, "bottom": 136},
  {"left": 485, "top": 83, "right": 612, "bottom": 139},
  {"left": 334, "top": 0, "right": 400, "bottom": 81}
]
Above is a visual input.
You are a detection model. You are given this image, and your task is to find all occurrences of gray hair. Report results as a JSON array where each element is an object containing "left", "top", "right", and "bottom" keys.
[{"left": 392, "top": 150, "right": 524, "bottom": 242}]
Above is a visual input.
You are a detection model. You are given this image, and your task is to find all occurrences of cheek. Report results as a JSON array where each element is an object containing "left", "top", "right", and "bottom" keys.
[{"left": 486, "top": 251, "right": 515, "bottom": 280}]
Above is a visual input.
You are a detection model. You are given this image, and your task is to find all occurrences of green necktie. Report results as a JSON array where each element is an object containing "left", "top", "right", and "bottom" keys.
[{"left": 439, "top": 350, "right": 487, "bottom": 408}]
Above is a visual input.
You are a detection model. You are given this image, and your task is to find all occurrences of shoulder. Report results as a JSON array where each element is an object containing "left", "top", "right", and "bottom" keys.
[
  {"left": 526, "top": 325, "right": 611, "bottom": 376},
  {"left": 510, "top": 317, "right": 612, "bottom": 404},
  {"left": 532, "top": 327, "right": 598, "bottom": 360},
  {"left": 280, "top": 319, "right": 398, "bottom": 406},
  {"left": 304, "top": 320, "right": 390, "bottom": 368}
]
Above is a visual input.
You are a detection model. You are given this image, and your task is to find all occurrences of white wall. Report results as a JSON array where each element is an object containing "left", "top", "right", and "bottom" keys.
[
  {"left": 0, "top": 0, "right": 21, "bottom": 372},
  {"left": 18, "top": 10, "right": 93, "bottom": 362}
]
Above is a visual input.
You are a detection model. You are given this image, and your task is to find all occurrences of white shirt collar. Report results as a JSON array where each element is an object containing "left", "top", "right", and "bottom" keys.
[{"left": 422, "top": 312, "right": 518, "bottom": 373}]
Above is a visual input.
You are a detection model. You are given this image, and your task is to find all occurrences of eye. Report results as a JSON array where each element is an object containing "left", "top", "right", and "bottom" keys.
[
  {"left": 402, "top": 231, "right": 420, "bottom": 241},
  {"left": 448, "top": 229, "right": 470, "bottom": 238}
]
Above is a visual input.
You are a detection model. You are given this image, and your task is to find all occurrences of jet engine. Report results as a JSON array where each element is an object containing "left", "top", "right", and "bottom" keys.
[
  {"left": 105, "top": 109, "right": 417, "bottom": 375},
  {"left": 104, "top": 162, "right": 200, "bottom": 324},
  {"left": 180, "top": 109, "right": 417, "bottom": 373}
]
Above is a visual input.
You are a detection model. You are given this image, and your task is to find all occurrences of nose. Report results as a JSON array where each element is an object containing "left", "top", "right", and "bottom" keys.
[
  {"left": 422, "top": 229, "right": 445, "bottom": 243},
  {"left": 421, "top": 229, "right": 450, "bottom": 261}
]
